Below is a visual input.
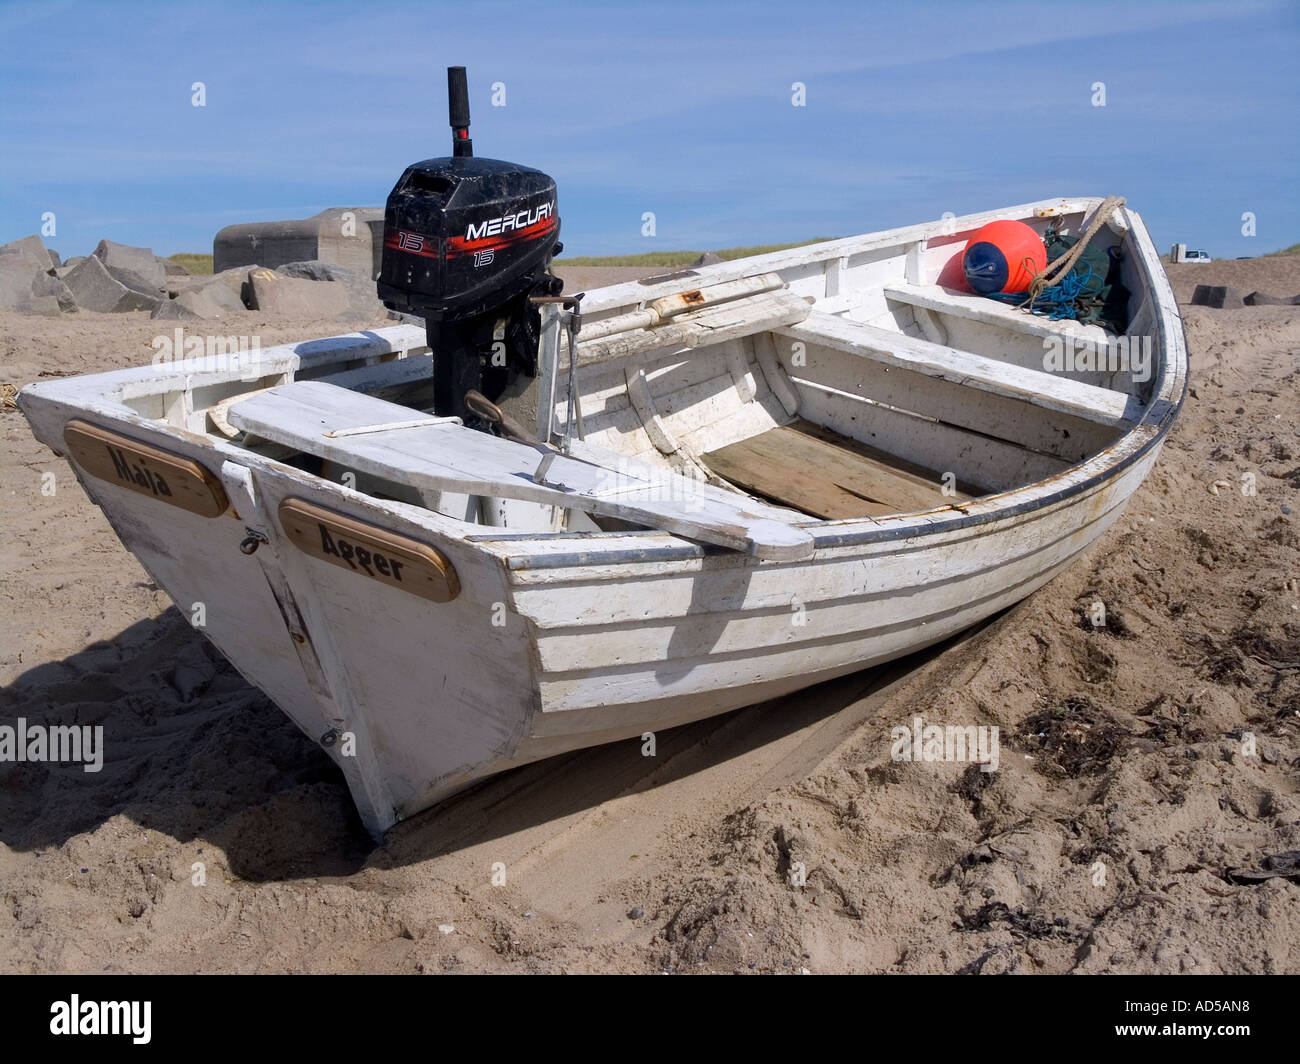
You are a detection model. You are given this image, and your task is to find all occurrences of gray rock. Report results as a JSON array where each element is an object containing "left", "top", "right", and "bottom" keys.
[
  {"left": 162, "top": 258, "right": 192, "bottom": 276},
  {"left": 690, "top": 252, "right": 724, "bottom": 266},
  {"left": 47, "top": 249, "right": 60, "bottom": 267},
  {"left": 63, "top": 255, "right": 129, "bottom": 312},
  {"left": 32, "top": 271, "right": 77, "bottom": 312},
  {"left": 62, "top": 256, "right": 87, "bottom": 270},
  {"left": 277, "top": 259, "right": 384, "bottom": 318},
  {"left": 92, "top": 238, "right": 167, "bottom": 296},
  {"left": 1244, "top": 290, "right": 1300, "bottom": 306},
  {"left": 169, "top": 265, "right": 259, "bottom": 308},
  {"left": 0, "top": 234, "right": 54, "bottom": 272},
  {"left": 248, "top": 267, "right": 350, "bottom": 317},
  {"left": 200, "top": 282, "right": 244, "bottom": 313},
  {"left": 151, "top": 297, "right": 201, "bottom": 321},
  {"left": 64, "top": 254, "right": 161, "bottom": 313},
  {"left": 0, "top": 254, "right": 44, "bottom": 310},
  {"left": 20, "top": 295, "right": 62, "bottom": 316},
  {"left": 1190, "top": 284, "right": 1247, "bottom": 309},
  {"left": 0, "top": 252, "right": 72, "bottom": 313},
  {"left": 277, "top": 259, "right": 351, "bottom": 282},
  {"left": 151, "top": 288, "right": 227, "bottom": 320},
  {"left": 117, "top": 288, "right": 163, "bottom": 313}
]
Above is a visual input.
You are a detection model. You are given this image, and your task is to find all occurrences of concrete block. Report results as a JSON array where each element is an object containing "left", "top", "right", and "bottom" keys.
[
  {"left": 277, "top": 259, "right": 385, "bottom": 318},
  {"left": 92, "top": 239, "right": 167, "bottom": 296},
  {"left": 0, "top": 254, "right": 43, "bottom": 310},
  {"left": 20, "top": 295, "right": 62, "bottom": 316},
  {"left": 1190, "top": 284, "right": 1247, "bottom": 309},
  {"left": 170, "top": 265, "right": 259, "bottom": 308},
  {"left": 247, "top": 267, "right": 350, "bottom": 317},
  {"left": 1243, "top": 290, "right": 1300, "bottom": 306},
  {"left": 196, "top": 280, "right": 245, "bottom": 313},
  {"left": 152, "top": 298, "right": 201, "bottom": 321},
  {"left": 214, "top": 207, "right": 383, "bottom": 277},
  {"left": 0, "top": 234, "right": 54, "bottom": 272},
  {"left": 151, "top": 288, "right": 227, "bottom": 320},
  {"left": 32, "top": 271, "right": 77, "bottom": 312},
  {"left": 314, "top": 208, "right": 385, "bottom": 277},
  {"left": 64, "top": 254, "right": 161, "bottom": 312}
]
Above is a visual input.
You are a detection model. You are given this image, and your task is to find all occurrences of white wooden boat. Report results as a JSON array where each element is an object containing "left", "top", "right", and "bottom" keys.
[{"left": 18, "top": 197, "right": 1186, "bottom": 836}]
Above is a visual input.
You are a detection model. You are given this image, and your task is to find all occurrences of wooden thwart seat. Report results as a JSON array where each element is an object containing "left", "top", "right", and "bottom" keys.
[
  {"left": 704, "top": 420, "right": 969, "bottom": 520},
  {"left": 882, "top": 283, "right": 1118, "bottom": 344},
  {"left": 228, "top": 381, "right": 814, "bottom": 560},
  {"left": 781, "top": 311, "right": 1143, "bottom": 429}
]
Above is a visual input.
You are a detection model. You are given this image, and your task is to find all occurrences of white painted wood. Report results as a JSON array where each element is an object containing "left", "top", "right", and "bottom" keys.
[
  {"left": 576, "top": 290, "right": 812, "bottom": 366},
  {"left": 913, "top": 306, "right": 948, "bottom": 346},
  {"left": 724, "top": 340, "right": 758, "bottom": 403},
  {"left": 782, "top": 312, "right": 1143, "bottom": 428},
  {"left": 777, "top": 333, "right": 1117, "bottom": 463},
  {"left": 14, "top": 196, "right": 1187, "bottom": 837},
  {"left": 229, "top": 381, "right": 814, "bottom": 560},
  {"left": 624, "top": 364, "right": 679, "bottom": 456},
  {"left": 579, "top": 273, "right": 786, "bottom": 342},
  {"left": 882, "top": 283, "right": 1117, "bottom": 344},
  {"left": 753, "top": 332, "right": 800, "bottom": 416}
]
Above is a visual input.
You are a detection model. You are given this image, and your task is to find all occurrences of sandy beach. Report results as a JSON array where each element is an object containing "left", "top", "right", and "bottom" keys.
[{"left": 2, "top": 257, "right": 1297, "bottom": 974}]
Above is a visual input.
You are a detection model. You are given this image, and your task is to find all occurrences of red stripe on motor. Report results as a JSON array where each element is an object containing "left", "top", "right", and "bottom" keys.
[{"left": 446, "top": 216, "right": 557, "bottom": 258}]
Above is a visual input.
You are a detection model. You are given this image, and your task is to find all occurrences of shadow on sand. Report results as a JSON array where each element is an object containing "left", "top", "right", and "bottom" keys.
[{"left": 0, "top": 606, "right": 1001, "bottom": 882}]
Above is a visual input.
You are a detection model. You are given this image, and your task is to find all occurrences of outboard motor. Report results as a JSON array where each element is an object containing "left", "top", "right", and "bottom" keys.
[{"left": 377, "top": 66, "right": 564, "bottom": 430}]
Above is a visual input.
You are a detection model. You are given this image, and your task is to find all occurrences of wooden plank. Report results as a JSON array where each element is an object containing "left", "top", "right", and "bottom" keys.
[
  {"left": 703, "top": 421, "right": 966, "bottom": 519},
  {"left": 753, "top": 332, "right": 800, "bottom": 416},
  {"left": 776, "top": 332, "right": 1119, "bottom": 463},
  {"left": 576, "top": 290, "right": 812, "bottom": 367},
  {"left": 781, "top": 311, "right": 1142, "bottom": 428},
  {"left": 882, "top": 283, "right": 1116, "bottom": 344},
  {"left": 579, "top": 274, "right": 786, "bottom": 342},
  {"left": 228, "top": 381, "right": 814, "bottom": 560},
  {"left": 724, "top": 340, "right": 757, "bottom": 402},
  {"left": 624, "top": 364, "right": 678, "bottom": 456},
  {"left": 788, "top": 378, "right": 1069, "bottom": 494}
]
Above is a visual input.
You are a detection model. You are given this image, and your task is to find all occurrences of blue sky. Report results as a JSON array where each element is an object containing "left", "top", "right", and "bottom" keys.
[{"left": 2, "top": 0, "right": 1297, "bottom": 259}]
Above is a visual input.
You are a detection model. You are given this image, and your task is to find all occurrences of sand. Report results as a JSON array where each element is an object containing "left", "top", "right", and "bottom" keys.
[{"left": 1, "top": 258, "right": 1297, "bottom": 974}]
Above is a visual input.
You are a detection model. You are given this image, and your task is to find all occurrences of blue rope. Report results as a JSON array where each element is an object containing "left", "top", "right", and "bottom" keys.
[{"left": 987, "top": 260, "right": 1098, "bottom": 320}]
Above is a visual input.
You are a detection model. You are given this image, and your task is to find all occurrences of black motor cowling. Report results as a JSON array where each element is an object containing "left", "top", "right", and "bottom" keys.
[{"left": 377, "top": 67, "right": 563, "bottom": 427}]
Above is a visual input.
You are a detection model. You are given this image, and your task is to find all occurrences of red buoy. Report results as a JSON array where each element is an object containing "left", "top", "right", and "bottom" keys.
[{"left": 962, "top": 220, "right": 1046, "bottom": 294}]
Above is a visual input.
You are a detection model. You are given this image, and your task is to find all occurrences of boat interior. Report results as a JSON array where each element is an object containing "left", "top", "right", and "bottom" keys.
[{"left": 109, "top": 202, "right": 1158, "bottom": 546}]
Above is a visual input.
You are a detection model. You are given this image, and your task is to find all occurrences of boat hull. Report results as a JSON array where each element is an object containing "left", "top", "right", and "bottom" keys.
[
  {"left": 22, "top": 388, "right": 1163, "bottom": 832},
  {"left": 18, "top": 196, "right": 1187, "bottom": 836}
]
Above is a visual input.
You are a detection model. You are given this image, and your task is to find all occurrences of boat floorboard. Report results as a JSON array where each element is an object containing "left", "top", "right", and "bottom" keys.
[{"left": 703, "top": 419, "right": 973, "bottom": 519}]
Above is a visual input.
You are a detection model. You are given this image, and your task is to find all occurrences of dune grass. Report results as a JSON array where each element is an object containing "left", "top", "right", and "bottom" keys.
[
  {"left": 167, "top": 253, "right": 213, "bottom": 274},
  {"left": 555, "top": 239, "right": 833, "bottom": 267},
  {"left": 1264, "top": 241, "right": 1300, "bottom": 257}
]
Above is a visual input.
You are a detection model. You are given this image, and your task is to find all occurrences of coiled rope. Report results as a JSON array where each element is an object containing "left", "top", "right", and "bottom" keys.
[{"left": 1019, "top": 195, "right": 1125, "bottom": 312}]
